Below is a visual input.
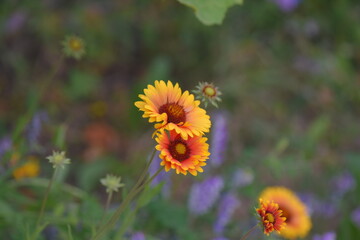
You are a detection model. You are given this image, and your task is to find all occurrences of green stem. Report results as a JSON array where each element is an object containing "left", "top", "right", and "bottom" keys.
[
  {"left": 240, "top": 225, "right": 258, "bottom": 240},
  {"left": 34, "top": 168, "right": 58, "bottom": 234},
  {"left": 98, "top": 191, "right": 113, "bottom": 229},
  {"left": 92, "top": 166, "right": 163, "bottom": 240}
]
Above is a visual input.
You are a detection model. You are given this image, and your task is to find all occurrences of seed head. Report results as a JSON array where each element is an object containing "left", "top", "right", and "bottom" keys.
[
  {"left": 100, "top": 174, "right": 125, "bottom": 193},
  {"left": 47, "top": 151, "right": 71, "bottom": 169}
]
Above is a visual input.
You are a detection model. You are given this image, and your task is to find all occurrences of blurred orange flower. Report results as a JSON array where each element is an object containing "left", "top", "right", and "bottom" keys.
[{"left": 13, "top": 156, "right": 40, "bottom": 180}]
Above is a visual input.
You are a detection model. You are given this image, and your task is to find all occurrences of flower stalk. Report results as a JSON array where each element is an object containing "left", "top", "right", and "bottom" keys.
[
  {"left": 92, "top": 149, "right": 161, "bottom": 240},
  {"left": 239, "top": 225, "right": 258, "bottom": 240}
]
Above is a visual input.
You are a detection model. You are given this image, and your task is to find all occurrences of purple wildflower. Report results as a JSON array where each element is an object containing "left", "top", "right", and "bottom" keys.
[
  {"left": 231, "top": 168, "right": 254, "bottom": 188},
  {"left": 26, "top": 111, "right": 47, "bottom": 148},
  {"left": 42, "top": 225, "right": 59, "bottom": 240},
  {"left": 210, "top": 112, "right": 228, "bottom": 167},
  {"left": 272, "top": 0, "right": 301, "bottom": 12},
  {"left": 214, "top": 193, "right": 240, "bottom": 234},
  {"left": 313, "top": 232, "right": 336, "bottom": 240},
  {"left": 0, "top": 136, "right": 12, "bottom": 160},
  {"left": 5, "top": 11, "right": 27, "bottom": 34},
  {"left": 333, "top": 172, "right": 356, "bottom": 196},
  {"left": 131, "top": 232, "right": 145, "bottom": 240},
  {"left": 149, "top": 154, "right": 171, "bottom": 198},
  {"left": 298, "top": 193, "right": 317, "bottom": 216},
  {"left": 188, "top": 176, "right": 224, "bottom": 216},
  {"left": 351, "top": 207, "right": 360, "bottom": 228}
]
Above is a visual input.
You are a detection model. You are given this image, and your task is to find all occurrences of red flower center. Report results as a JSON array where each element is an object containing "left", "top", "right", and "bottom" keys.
[
  {"left": 159, "top": 103, "right": 186, "bottom": 124},
  {"left": 169, "top": 139, "right": 191, "bottom": 162}
]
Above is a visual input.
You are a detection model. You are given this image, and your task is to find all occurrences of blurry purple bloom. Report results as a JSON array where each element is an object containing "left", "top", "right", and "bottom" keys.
[
  {"left": 334, "top": 172, "right": 356, "bottom": 195},
  {"left": 214, "top": 193, "right": 240, "bottom": 234},
  {"left": 299, "top": 193, "right": 317, "bottom": 216},
  {"left": 131, "top": 232, "right": 145, "bottom": 240},
  {"left": 149, "top": 154, "right": 171, "bottom": 198},
  {"left": 272, "top": 0, "right": 301, "bottom": 12},
  {"left": 210, "top": 112, "right": 228, "bottom": 167},
  {"left": 351, "top": 207, "right": 360, "bottom": 228},
  {"left": 26, "top": 111, "right": 47, "bottom": 148},
  {"left": 313, "top": 232, "right": 336, "bottom": 240},
  {"left": 231, "top": 168, "right": 253, "bottom": 188},
  {"left": 293, "top": 55, "right": 322, "bottom": 75},
  {"left": 5, "top": 11, "right": 27, "bottom": 34},
  {"left": 42, "top": 225, "right": 59, "bottom": 240},
  {"left": 0, "top": 136, "right": 12, "bottom": 160},
  {"left": 188, "top": 176, "right": 224, "bottom": 216},
  {"left": 316, "top": 202, "right": 337, "bottom": 218}
]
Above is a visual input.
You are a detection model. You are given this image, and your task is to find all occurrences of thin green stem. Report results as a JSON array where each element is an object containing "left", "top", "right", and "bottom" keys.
[
  {"left": 34, "top": 168, "right": 58, "bottom": 234},
  {"left": 105, "top": 191, "right": 113, "bottom": 214},
  {"left": 92, "top": 166, "right": 163, "bottom": 240},
  {"left": 133, "top": 148, "right": 157, "bottom": 190},
  {"left": 98, "top": 191, "right": 113, "bottom": 230},
  {"left": 240, "top": 225, "right": 258, "bottom": 240}
]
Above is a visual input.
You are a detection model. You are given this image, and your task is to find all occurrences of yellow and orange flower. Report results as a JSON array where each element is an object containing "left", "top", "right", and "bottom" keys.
[
  {"left": 13, "top": 157, "right": 40, "bottom": 180},
  {"left": 259, "top": 186, "right": 312, "bottom": 239},
  {"left": 135, "top": 80, "right": 211, "bottom": 140},
  {"left": 257, "top": 198, "right": 286, "bottom": 235},
  {"left": 155, "top": 130, "right": 210, "bottom": 176}
]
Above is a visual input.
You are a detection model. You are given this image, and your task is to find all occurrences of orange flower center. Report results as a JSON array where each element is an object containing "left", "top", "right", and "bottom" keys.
[
  {"left": 169, "top": 139, "right": 190, "bottom": 162},
  {"left": 69, "top": 38, "right": 82, "bottom": 51},
  {"left": 159, "top": 103, "right": 186, "bottom": 124},
  {"left": 203, "top": 86, "right": 216, "bottom": 97},
  {"left": 265, "top": 213, "right": 275, "bottom": 223}
]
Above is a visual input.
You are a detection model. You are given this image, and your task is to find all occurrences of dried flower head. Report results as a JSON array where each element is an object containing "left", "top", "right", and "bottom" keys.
[
  {"left": 62, "top": 35, "right": 85, "bottom": 60},
  {"left": 47, "top": 151, "right": 71, "bottom": 169},
  {"left": 257, "top": 198, "right": 286, "bottom": 235},
  {"left": 100, "top": 174, "right": 125, "bottom": 193},
  {"left": 193, "top": 82, "right": 222, "bottom": 108}
]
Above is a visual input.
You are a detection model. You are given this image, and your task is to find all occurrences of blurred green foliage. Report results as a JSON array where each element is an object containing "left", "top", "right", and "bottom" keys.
[{"left": 0, "top": 0, "right": 360, "bottom": 239}]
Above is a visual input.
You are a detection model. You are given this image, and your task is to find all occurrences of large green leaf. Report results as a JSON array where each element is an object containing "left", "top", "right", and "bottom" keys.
[{"left": 178, "top": 0, "right": 243, "bottom": 25}]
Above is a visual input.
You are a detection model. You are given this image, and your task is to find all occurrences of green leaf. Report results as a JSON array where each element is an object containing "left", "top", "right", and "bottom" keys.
[{"left": 177, "top": 0, "right": 244, "bottom": 25}]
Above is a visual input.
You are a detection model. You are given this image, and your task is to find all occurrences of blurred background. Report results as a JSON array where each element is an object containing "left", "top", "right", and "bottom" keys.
[{"left": 0, "top": 0, "right": 360, "bottom": 239}]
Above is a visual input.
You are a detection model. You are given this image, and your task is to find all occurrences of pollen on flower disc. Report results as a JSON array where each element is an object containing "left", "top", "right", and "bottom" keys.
[
  {"left": 203, "top": 86, "right": 216, "bottom": 97},
  {"left": 169, "top": 139, "right": 190, "bottom": 161},
  {"left": 159, "top": 103, "right": 186, "bottom": 124}
]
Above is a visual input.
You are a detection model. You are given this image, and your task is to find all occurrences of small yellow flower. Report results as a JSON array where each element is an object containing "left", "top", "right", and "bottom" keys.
[
  {"left": 47, "top": 151, "right": 71, "bottom": 169},
  {"left": 193, "top": 82, "right": 222, "bottom": 108},
  {"left": 100, "top": 174, "right": 125, "bottom": 193},
  {"left": 62, "top": 35, "right": 86, "bottom": 60},
  {"left": 13, "top": 157, "right": 40, "bottom": 180}
]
